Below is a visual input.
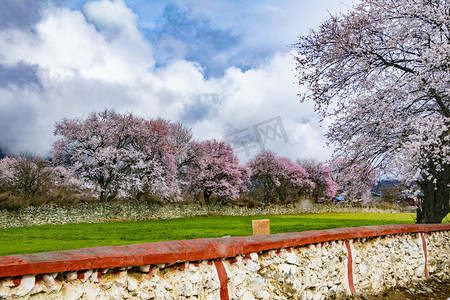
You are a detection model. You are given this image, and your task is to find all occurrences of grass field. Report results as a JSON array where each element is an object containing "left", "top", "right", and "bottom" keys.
[{"left": 0, "top": 212, "right": 448, "bottom": 256}]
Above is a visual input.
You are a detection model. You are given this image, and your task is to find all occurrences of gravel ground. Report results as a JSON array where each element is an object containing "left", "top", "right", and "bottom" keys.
[{"left": 349, "top": 279, "right": 450, "bottom": 300}]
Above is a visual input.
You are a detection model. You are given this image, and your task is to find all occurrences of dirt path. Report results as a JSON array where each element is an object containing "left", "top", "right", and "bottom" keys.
[{"left": 349, "top": 279, "right": 450, "bottom": 300}]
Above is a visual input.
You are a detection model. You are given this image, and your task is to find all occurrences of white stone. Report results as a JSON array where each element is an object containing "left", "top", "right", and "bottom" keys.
[
  {"left": 138, "top": 291, "right": 151, "bottom": 299},
  {"left": 233, "top": 286, "right": 245, "bottom": 298},
  {"left": 79, "top": 269, "right": 93, "bottom": 283},
  {"left": 178, "top": 281, "right": 193, "bottom": 297},
  {"left": 127, "top": 278, "right": 138, "bottom": 292},
  {"left": 247, "top": 276, "right": 266, "bottom": 290},
  {"left": 11, "top": 275, "right": 35, "bottom": 297},
  {"left": 233, "top": 256, "right": 244, "bottom": 266},
  {"left": 154, "top": 285, "right": 166, "bottom": 299},
  {"left": 245, "top": 260, "right": 260, "bottom": 272},
  {"left": 313, "top": 292, "right": 323, "bottom": 300},
  {"left": 29, "top": 280, "right": 45, "bottom": 295},
  {"left": 161, "top": 278, "right": 173, "bottom": 290},
  {"left": 62, "top": 284, "right": 84, "bottom": 300},
  {"left": 189, "top": 272, "right": 202, "bottom": 284},
  {"left": 113, "top": 271, "right": 129, "bottom": 287},
  {"left": 205, "top": 279, "right": 220, "bottom": 291},
  {"left": 139, "top": 265, "right": 151, "bottom": 273},
  {"left": 84, "top": 285, "right": 106, "bottom": 299},
  {"left": 206, "top": 291, "right": 220, "bottom": 300},
  {"left": 250, "top": 252, "right": 259, "bottom": 261},
  {"left": 232, "top": 272, "right": 245, "bottom": 286},
  {"left": 43, "top": 273, "right": 62, "bottom": 292},
  {"left": 241, "top": 292, "right": 256, "bottom": 300},
  {"left": 1, "top": 278, "right": 15, "bottom": 288},
  {"left": 267, "top": 256, "right": 281, "bottom": 266},
  {"left": 188, "top": 263, "right": 198, "bottom": 272},
  {"left": 254, "top": 290, "right": 270, "bottom": 300},
  {"left": 310, "top": 258, "right": 323, "bottom": 270},
  {"left": 285, "top": 253, "right": 301, "bottom": 266},
  {"left": 66, "top": 271, "right": 78, "bottom": 281},
  {"left": 90, "top": 270, "right": 100, "bottom": 283},
  {"left": 278, "top": 263, "right": 297, "bottom": 279},
  {"left": 359, "top": 263, "right": 368, "bottom": 276},
  {"left": 191, "top": 283, "right": 202, "bottom": 296},
  {"left": 108, "top": 284, "right": 124, "bottom": 300}
]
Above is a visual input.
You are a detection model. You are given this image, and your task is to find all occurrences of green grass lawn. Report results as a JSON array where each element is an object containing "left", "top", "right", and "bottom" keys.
[{"left": 0, "top": 212, "right": 448, "bottom": 256}]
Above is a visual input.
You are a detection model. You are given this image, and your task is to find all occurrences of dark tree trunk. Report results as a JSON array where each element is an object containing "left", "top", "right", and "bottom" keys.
[
  {"left": 203, "top": 190, "right": 212, "bottom": 204},
  {"left": 135, "top": 191, "right": 143, "bottom": 202},
  {"left": 416, "top": 164, "right": 449, "bottom": 224}
]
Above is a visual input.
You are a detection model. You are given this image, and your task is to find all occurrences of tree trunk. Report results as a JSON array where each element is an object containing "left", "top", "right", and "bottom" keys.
[
  {"left": 416, "top": 165, "right": 449, "bottom": 223},
  {"left": 135, "top": 191, "right": 142, "bottom": 202},
  {"left": 203, "top": 190, "right": 212, "bottom": 204}
]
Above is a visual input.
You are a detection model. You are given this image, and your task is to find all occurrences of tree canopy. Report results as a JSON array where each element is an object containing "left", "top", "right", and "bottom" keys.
[{"left": 294, "top": 0, "right": 449, "bottom": 222}]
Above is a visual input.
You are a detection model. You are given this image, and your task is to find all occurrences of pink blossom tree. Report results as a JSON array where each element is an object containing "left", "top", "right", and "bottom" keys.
[
  {"left": 53, "top": 110, "right": 183, "bottom": 201},
  {"left": 248, "top": 151, "right": 314, "bottom": 203},
  {"left": 298, "top": 159, "right": 338, "bottom": 200},
  {"left": 294, "top": 0, "right": 449, "bottom": 222},
  {"left": 247, "top": 151, "right": 285, "bottom": 202},
  {"left": 277, "top": 157, "right": 315, "bottom": 203},
  {"left": 329, "top": 158, "right": 377, "bottom": 202},
  {"left": 51, "top": 165, "right": 92, "bottom": 192},
  {"left": 53, "top": 110, "right": 143, "bottom": 201},
  {"left": 184, "top": 140, "right": 250, "bottom": 204},
  {"left": 124, "top": 118, "right": 192, "bottom": 200}
]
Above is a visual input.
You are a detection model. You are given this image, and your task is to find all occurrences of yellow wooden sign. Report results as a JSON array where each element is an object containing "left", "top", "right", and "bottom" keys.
[{"left": 252, "top": 219, "right": 270, "bottom": 235}]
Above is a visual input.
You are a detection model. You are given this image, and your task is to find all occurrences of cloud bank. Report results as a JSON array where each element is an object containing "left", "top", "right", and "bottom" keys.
[{"left": 0, "top": 0, "right": 352, "bottom": 162}]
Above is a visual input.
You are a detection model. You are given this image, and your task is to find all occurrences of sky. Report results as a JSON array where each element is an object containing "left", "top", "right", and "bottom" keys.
[{"left": 0, "top": 0, "right": 355, "bottom": 163}]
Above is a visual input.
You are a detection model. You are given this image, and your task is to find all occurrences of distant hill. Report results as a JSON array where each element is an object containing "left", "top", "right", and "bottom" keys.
[{"left": 372, "top": 180, "right": 402, "bottom": 196}]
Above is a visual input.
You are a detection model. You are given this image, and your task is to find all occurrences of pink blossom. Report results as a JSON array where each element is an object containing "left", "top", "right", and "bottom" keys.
[
  {"left": 248, "top": 151, "right": 314, "bottom": 202},
  {"left": 183, "top": 140, "right": 249, "bottom": 203}
]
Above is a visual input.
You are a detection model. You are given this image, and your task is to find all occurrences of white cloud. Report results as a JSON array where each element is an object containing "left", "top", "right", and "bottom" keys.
[
  {"left": 189, "top": 51, "right": 333, "bottom": 162},
  {"left": 0, "top": 5, "right": 154, "bottom": 84},
  {"left": 0, "top": 2, "right": 334, "bottom": 162},
  {"left": 82, "top": 0, "right": 138, "bottom": 35}
]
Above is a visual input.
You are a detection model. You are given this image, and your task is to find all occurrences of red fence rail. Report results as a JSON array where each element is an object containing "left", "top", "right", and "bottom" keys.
[{"left": 0, "top": 223, "right": 449, "bottom": 278}]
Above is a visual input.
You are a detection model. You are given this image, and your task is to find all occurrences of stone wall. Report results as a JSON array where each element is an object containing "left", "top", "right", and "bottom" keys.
[
  {"left": 0, "top": 224, "right": 449, "bottom": 299},
  {"left": 0, "top": 201, "right": 401, "bottom": 228}
]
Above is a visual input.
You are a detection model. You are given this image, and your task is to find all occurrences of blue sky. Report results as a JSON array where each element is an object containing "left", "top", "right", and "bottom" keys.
[{"left": 0, "top": 0, "right": 354, "bottom": 162}]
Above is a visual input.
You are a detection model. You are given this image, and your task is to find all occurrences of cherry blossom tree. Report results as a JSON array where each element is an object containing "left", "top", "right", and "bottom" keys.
[
  {"left": 51, "top": 165, "right": 93, "bottom": 195},
  {"left": 247, "top": 151, "right": 284, "bottom": 202},
  {"left": 248, "top": 151, "right": 314, "bottom": 203},
  {"left": 330, "top": 157, "right": 377, "bottom": 202},
  {"left": 298, "top": 159, "right": 338, "bottom": 200},
  {"left": 0, "top": 157, "right": 16, "bottom": 194},
  {"left": 294, "top": 0, "right": 449, "bottom": 223},
  {"left": 184, "top": 140, "right": 250, "bottom": 204},
  {"left": 143, "top": 118, "right": 193, "bottom": 198},
  {"left": 53, "top": 110, "right": 181, "bottom": 201},
  {"left": 277, "top": 157, "right": 315, "bottom": 203},
  {"left": 116, "top": 150, "right": 169, "bottom": 201},
  {"left": 53, "top": 110, "right": 142, "bottom": 201}
]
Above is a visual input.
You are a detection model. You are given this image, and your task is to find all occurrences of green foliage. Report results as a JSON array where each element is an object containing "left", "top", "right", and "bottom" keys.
[{"left": 1, "top": 212, "right": 446, "bottom": 256}]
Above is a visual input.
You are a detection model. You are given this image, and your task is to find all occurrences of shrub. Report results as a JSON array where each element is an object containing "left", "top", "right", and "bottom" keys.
[{"left": 0, "top": 155, "right": 53, "bottom": 198}]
